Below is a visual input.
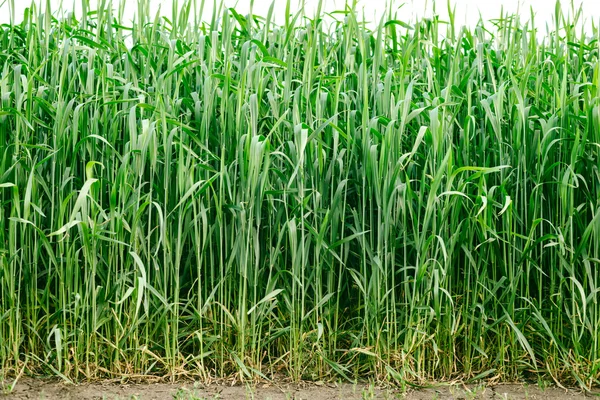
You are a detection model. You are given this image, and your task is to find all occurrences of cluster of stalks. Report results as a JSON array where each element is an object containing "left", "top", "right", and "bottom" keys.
[{"left": 1, "top": 0, "right": 600, "bottom": 389}]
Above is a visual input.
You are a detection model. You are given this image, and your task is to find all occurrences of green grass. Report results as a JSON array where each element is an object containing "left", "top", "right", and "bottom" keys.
[{"left": 0, "top": 0, "right": 599, "bottom": 390}]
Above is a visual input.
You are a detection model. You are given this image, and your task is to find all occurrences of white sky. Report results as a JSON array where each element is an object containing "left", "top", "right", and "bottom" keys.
[{"left": 1, "top": 0, "right": 599, "bottom": 34}]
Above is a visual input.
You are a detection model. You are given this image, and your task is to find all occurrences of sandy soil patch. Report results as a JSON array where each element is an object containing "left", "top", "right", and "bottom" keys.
[{"left": 0, "top": 379, "right": 592, "bottom": 400}]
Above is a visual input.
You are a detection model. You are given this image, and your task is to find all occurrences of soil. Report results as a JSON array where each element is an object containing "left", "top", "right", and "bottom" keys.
[{"left": 0, "top": 378, "right": 592, "bottom": 400}]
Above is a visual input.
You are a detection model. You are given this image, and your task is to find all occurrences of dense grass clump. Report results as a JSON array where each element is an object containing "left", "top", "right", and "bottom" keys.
[{"left": 1, "top": 0, "right": 600, "bottom": 388}]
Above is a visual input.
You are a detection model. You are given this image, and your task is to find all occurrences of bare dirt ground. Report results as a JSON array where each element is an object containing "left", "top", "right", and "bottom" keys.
[{"left": 0, "top": 379, "right": 593, "bottom": 400}]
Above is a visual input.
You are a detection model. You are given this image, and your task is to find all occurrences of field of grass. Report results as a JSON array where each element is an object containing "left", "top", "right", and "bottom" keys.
[{"left": 0, "top": 0, "right": 599, "bottom": 390}]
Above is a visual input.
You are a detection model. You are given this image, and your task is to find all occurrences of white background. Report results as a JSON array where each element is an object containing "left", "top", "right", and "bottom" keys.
[{"left": 1, "top": 0, "right": 599, "bottom": 34}]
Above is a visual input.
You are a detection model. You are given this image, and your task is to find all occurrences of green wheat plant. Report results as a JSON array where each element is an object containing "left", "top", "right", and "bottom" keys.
[{"left": 0, "top": 0, "right": 599, "bottom": 390}]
